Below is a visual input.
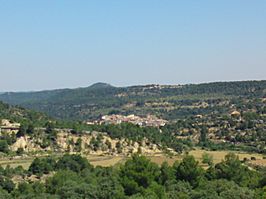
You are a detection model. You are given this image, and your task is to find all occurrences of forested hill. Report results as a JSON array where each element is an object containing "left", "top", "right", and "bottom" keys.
[
  {"left": 0, "top": 80, "right": 265, "bottom": 121},
  {"left": 0, "top": 101, "right": 50, "bottom": 126}
]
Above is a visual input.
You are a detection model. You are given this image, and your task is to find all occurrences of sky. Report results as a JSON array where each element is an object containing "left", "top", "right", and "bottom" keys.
[{"left": 0, "top": 0, "right": 265, "bottom": 91}]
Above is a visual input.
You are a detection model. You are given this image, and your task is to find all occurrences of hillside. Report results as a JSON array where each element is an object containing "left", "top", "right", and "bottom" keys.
[
  {"left": 0, "top": 101, "right": 186, "bottom": 156},
  {"left": 0, "top": 83, "right": 266, "bottom": 199},
  {"left": 0, "top": 80, "right": 265, "bottom": 121},
  {"left": 0, "top": 101, "right": 50, "bottom": 126}
]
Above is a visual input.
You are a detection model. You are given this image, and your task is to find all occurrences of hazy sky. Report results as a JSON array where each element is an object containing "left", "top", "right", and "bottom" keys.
[{"left": 0, "top": 0, "right": 265, "bottom": 91}]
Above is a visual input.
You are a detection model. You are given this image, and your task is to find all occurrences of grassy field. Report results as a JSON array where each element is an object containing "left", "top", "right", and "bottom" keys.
[
  {"left": 0, "top": 157, "right": 33, "bottom": 169},
  {"left": 0, "top": 149, "right": 265, "bottom": 169},
  {"left": 188, "top": 149, "right": 264, "bottom": 164},
  {"left": 0, "top": 154, "right": 128, "bottom": 169},
  {"left": 148, "top": 149, "right": 265, "bottom": 166}
]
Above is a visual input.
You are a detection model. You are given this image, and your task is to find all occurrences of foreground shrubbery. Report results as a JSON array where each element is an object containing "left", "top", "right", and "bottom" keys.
[{"left": 0, "top": 153, "right": 266, "bottom": 198}]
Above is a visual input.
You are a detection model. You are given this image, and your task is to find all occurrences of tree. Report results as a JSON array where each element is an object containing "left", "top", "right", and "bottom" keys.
[
  {"left": 0, "top": 188, "right": 11, "bottom": 199},
  {"left": 120, "top": 154, "right": 160, "bottom": 196},
  {"left": 0, "top": 140, "right": 9, "bottom": 153},
  {"left": 96, "top": 174, "right": 125, "bottom": 199},
  {"left": 45, "top": 122, "right": 57, "bottom": 142},
  {"left": 90, "top": 137, "right": 101, "bottom": 151},
  {"left": 166, "top": 181, "right": 192, "bottom": 199},
  {"left": 0, "top": 176, "right": 15, "bottom": 193},
  {"left": 1, "top": 132, "right": 16, "bottom": 145},
  {"left": 116, "top": 141, "right": 123, "bottom": 154},
  {"left": 46, "top": 170, "right": 81, "bottom": 194},
  {"left": 192, "top": 179, "right": 255, "bottom": 199},
  {"left": 16, "top": 147, "right": 24, "bottom": 156},
  {"left": 213, "top": 153, "right": 259, "bottom": 187},
  {"left": 145, "top": 182, "right": 166, "bottom": 199},
  {"left": 29, "top": 157, "right": 56, "bottom": 175},
  {"left": 175, "top": 155, "right": 204, "bottom": 187},
  {"left": 17, "top": 182, "right": 34, "bottom": 195},
  {"left": 199, "top": 126, "right": 208, "bottom": 144},
  {"left": 201, "top": 153, "right": 213, "bottom": 166},
  {"left": 74, "top": 138, "right": 82, "bottom": 152},
  {"left": 105, "top": 140, "right": 112, "bottom": 150},
  {"left": 159, "top": 162, "right": 174, "bottom": 185},
  {"left": 56, "top": 154, "right": 93, "bottom": 173},
  {"left": 26, "top": 123, "right": 35, "bottom": 135},
  {"left": 16, "top": 124, "right": 27, "bottom": 137}
]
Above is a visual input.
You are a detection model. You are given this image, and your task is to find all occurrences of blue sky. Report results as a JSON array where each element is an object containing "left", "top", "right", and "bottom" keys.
[{"left": 0, "top": 0, "right": 265, "bottom": 91}]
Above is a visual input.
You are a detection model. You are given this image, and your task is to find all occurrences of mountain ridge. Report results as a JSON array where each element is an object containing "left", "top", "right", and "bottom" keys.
[{"left": 0, "top": 80, "right": 265, "bottom": 121}]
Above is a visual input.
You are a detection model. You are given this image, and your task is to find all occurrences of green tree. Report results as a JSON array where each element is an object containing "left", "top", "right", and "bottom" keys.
[
  {"left": 120, "top": 154, "right": 160, "bottom": 196},
  {"left": 45, "top": 122, "right": 57, "bottom": 142},
  {"left": 192, "top": 179, "right": 255, "bottom": 199},
  {"left": 213, "top": 153, "right": 259, "bottom": 187},
  {"left": 74, "top": 138, "right": 82, "bottom": 152},
  {"left": 105, "top": 139, "right": 112, "bottom": 150},
  {"left": 46, "top": 170, "right": 81, "bottom": 194},
  {"left": 0, "top": 188, "right": 11, "bottom": 199},
  {"left": 0, "top": 140, "right": 9, "bottom": 153},
  {"left": 26, "top": 123, "right": 35, "bottom": 135},
  {"left": 56, "top": 154, "right": 93, "bottom": 173},
  {"left": 16, "top": 182, "right": 34, "bottom": 196},
  {"left": 17, "top": 124, "right": 27, "bottom": 137},
  {"left": 166, "top": 181, "right": 192, "bottom": 199},
  {"left": 29, "top": 157, "right": 56, "bottom": 175},
  {"left": 159, "top": 162, "right": 174, "bottom": 185},
  {"left": 199, "top": 126, "right": 208, "bottom": 144},
  {"left": 201, "top": 153, "right": 213, "bottom": 166},
  {"left": 174, "top": 155, "right": 204, "bottom": 187},
  {"left": 96, "top": 174, "right": 125, "bottom": 199},
  {"left": 90, "top": 137, "right": 101, "bottom": 151},
  {"left": 16, "top": 147, "right": 24, "bottom": 156},
  {"left": 116, "top": 141, "right": 123, "bottom": 154},
  {"left": 0, "top": 176, "right": 15, "bottom": 193}
]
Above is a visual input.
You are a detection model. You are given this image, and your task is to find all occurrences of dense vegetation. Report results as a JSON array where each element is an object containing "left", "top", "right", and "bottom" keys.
[
  {"left": 0, "top": 81, "right": 265, "bottom": 121},
  {"left": 0, "top": 153, "right": 266, "bottom": 198},
  {"left": 1, "top": 94, "right": 265, "bottom": 155},
  {"left": 69, "top": 123, "right": 192, "bottom": 153},
  {"left": 0, "top": 81, "right": 266, "bottom": 198},
  {"left": 0, "top": 101, "right": 50, "bottom": 126}
]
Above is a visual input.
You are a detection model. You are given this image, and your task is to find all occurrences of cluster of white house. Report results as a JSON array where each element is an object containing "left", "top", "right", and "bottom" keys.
[{"left": 87, "top": 114, "right": 167, "bottom": 127}]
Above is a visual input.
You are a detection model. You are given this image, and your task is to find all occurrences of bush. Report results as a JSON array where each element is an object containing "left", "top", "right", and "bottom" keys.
[
  {"left": 0, "top": 176, "right": 15, "bottom": 193},
  {"left": 0, "top": 140, "right": 9, "bottom": 153},
  {"left": 16, "top": 148, "right": 24, "bottom": 156},
  {"left": 56, "top": 154, "right": 93, "bottom": 173},
  {"left": 201, "top": 153, "right": 213, "bottom": 166},
  {"left": 29, "top": 157, "right": 56, "bottom": 175}
]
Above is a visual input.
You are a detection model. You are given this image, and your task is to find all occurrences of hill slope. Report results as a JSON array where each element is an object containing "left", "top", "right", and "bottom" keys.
[
  {"left": 0, "top": 101, "right": 50, "bottom": 125},
  {"left": 0, "top": 81, "right": 265, "bottom": 121}
]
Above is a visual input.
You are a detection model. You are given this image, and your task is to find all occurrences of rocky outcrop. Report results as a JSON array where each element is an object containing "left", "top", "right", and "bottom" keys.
[
  {"left": 10, "top": 136, "right": 42, "bottom": 152},
  {"left": 10, "top": 130, "right": 163, "bottom": 155}
]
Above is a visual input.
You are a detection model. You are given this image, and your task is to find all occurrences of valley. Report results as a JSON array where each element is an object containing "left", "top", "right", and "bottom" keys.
[{"left": 0, "top": 80, "right": 266, "bottom": 198}]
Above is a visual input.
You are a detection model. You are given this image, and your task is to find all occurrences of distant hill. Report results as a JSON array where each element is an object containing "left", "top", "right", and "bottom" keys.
[
  {"left": 0, "top": 80, "right": 265, "bottom": 121},
  {"left": 89, "top": 82, "right": 114, "bottom": 89}
]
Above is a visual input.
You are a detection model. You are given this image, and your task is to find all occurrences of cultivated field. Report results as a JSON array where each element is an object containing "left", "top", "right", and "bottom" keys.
[
  {"left": 0, "top": 155, "right": 126, "bottom": 169},
  {"left": 0, "top": 149, "right": 265, "bottom": 169},
  {"left": 188, "top": 149, "right": 264, "bottom": 164}
]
